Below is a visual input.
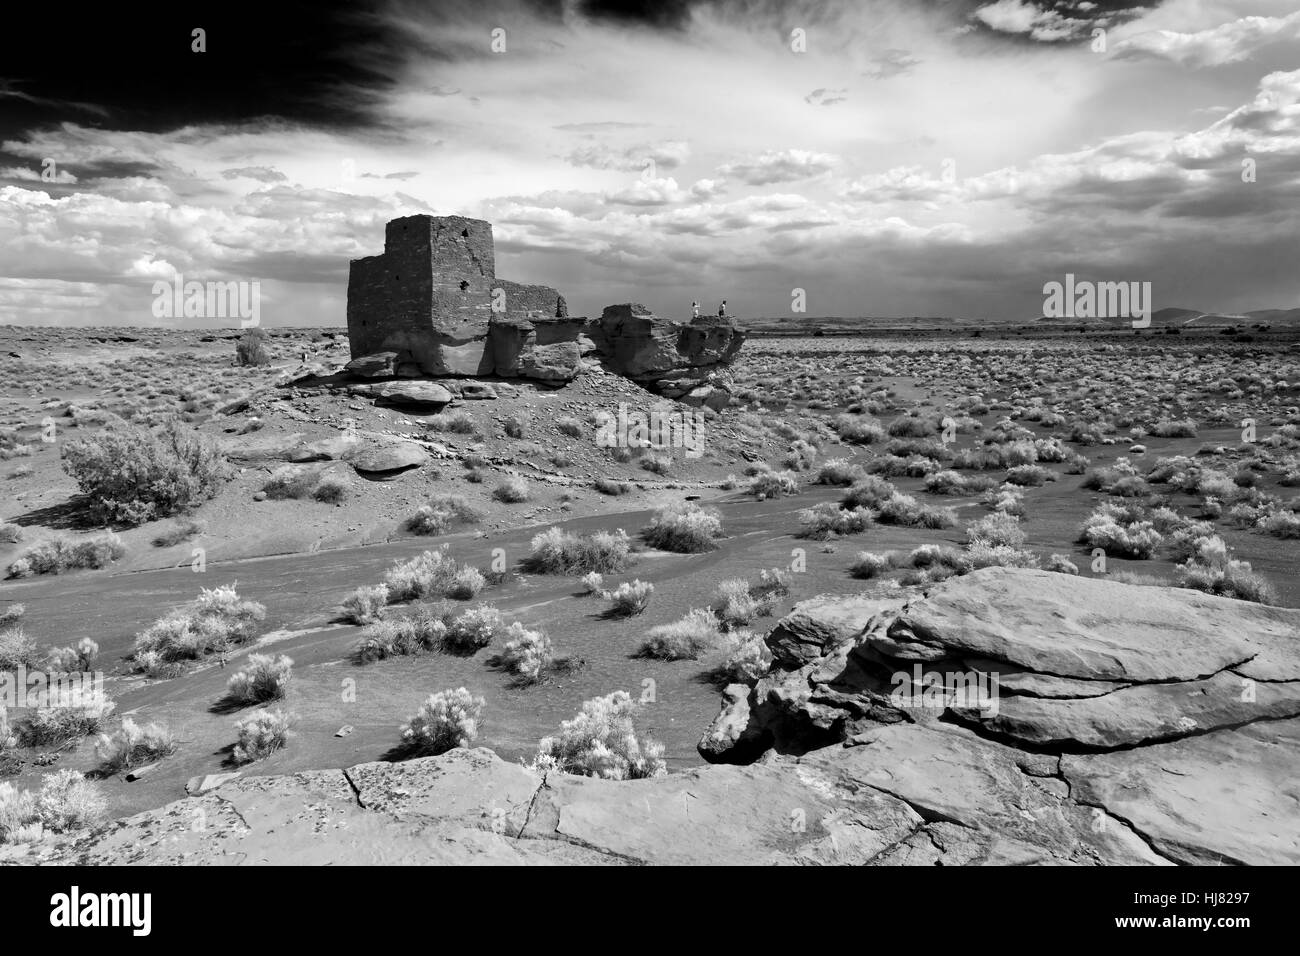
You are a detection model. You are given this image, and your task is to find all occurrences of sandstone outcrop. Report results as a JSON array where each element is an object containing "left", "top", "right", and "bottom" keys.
[{"left": 589, "top": 304, "right": 745, "bottom": 403}]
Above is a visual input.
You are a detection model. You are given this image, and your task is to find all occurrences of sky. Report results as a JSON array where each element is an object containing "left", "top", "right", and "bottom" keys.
[{"left": 0, "top": 0, "right": 1298, "bottom": 326}]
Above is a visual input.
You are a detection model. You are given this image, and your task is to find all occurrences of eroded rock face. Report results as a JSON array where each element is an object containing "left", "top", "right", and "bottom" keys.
[
  {"left": 588, "top": 304, "right": 745, "bottom": 401},
  {"left": 693, "top": 568, "right": 1300, "bottom": 864}
]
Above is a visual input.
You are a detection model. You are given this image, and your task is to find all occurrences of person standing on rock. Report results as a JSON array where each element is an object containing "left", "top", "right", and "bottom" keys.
[
  {"left": 718, "top": 300, "right": 727, "bottom": 317},
  {"left": 692, "top": 301, "right": 700, "bottom": 319}
]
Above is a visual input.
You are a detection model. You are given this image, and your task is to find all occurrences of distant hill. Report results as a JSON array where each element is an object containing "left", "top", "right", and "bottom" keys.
[{"left": 1040, "top": 305, "right": 1300, "bottom": 329}]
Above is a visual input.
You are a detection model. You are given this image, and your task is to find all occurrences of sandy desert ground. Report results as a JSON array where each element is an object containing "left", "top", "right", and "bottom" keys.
[{"left": 1, "top": 323, "right": 1299, "bottom": 864}]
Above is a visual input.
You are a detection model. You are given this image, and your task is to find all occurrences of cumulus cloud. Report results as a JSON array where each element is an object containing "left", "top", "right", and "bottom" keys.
[
  {"left": 971, "top": 0, "right": 1092, "bottom": 42},
  {"left": 718, "top": 150, "right": 839, "bottom": 186},
  {"left": 1112, "top": 11, "right": 1300, "bottom": 67},
  {"left": 564, "top": 140, "right": 690, "bottom": 172}
]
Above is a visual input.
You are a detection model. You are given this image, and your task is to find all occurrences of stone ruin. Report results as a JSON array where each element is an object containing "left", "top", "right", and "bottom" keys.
[{"left": 345, "top": 214, "right": 744, "bottom": 407}]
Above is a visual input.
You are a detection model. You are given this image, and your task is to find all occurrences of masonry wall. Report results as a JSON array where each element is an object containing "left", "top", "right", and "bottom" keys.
[{"left": 347, "top": 214, "right": 576, "bottom": 378}]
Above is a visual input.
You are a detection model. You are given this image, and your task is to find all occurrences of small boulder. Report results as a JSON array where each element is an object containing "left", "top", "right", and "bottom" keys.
[
  {"left": 349, "top": 442, "right": 429, "bottom": 479},
  {"left": 345, "top": 352, "right": 399, "bottom": 378}
]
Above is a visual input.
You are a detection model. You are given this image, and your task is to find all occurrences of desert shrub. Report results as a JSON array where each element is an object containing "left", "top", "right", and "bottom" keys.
[
  {"left": 1258, "top": 510, "right": 1300, "bottom": 539},
  {"left": 17, "top": 691, "right": 116, "bottom": 746},
  {"left": 342, "top": 584, "right": 388, "bottom": 624},
  {"left": 1150, "top": 418, "right": 1198, "bottom": 438},
  {"left": 355, "top": 610, "right": 447, "bottom": 662},
  {"left": 604, "top": 580, "right": 654, "bottom": 617},
  {"left": 536, "top": 691, "right": 666, "bottom": 780},
  {"left": 383, "top": 547, "right": 461, "bottom": 602},
  {"left": 850, "top": 551, "right": 901, "bottom": 579},
  {"left": 1079, "top": 503, "right": 1163, "bottom": 559},
  {"left": 151, "top": 518, "right": 206, "bottom": 547},
  {"left": 637, "top": 608, "right": 722, "bottom": 660},
  {"left": 406, "top": 494, "right": 481, "bottom": 535},
  {"left": 503, "top": 413, "right": 529, "bottom": 438},
  {"left": 232, "top": 708, "right": 294, "bottom": 763},
  {"left": 226, "top": 653, "right": 293, "bottom": 704},
  {"left": 262, "top": 466, "right": 318, "bottom": 500},
  {"left": 133, "top": 584, "right": 266, "bottom": 668},
  {"left": 814, "top": 457, "right": 865, "bottom": 486},
  {"left": 1175, "top": 536, "right": 1276, "bottom": 604},
  {"left": 841, "top": 475, "right": 897, "bottom": 509},
  {"left": 924, "top": 470, "right": 995, "bottom": 496},
  {"left": 753, "top": 567, "right": 791, "bottom": 598},
  {"left": 48, "top": 637, "right": 99, "bottom": 672},
  {"left": 492, "top": 475, "right": 530, "bottom": 503},
  {"left": 556, "top": 416, "right": 583, "bottom": 438},
  {"left": 865, "top": 454, "right": 939, "bottom": 478},
  {"left": 594, "top": 477, "right": 630, "bottom": 496},
  {"left": 61, "top": 422, "right": 227, "bottom": 526},
  {"left": 748, "top": 469, "right": 800, "bottom": 498},
  {"left": 641, "top": 503, "right": 723, "bottom": 553},
  {"left": 446, "top": 566, "right": 485, "bottom": 599},
  {"left": 966, "top": 512, "right": 1027, "bottom": 549},
  {"left": 887, "top": 415, "right": 935, "bottom": 438},
  {"left": 717, "top": 633, "right": 772, "bottom": 683},
  {"left": 430, "top": 411, "right": 478, "bottom": 435},
  {"left": 640, "top": 454, "right": 672, "bottom": 475},
  {"left": 443, "top": 604, "right": 507, "bottom": 651},
  {"left": 235, "top": 327, "right": 271, "bottom": 366},
  {"left": 965, "top": 543, "right": 1040, "bottom": 570},
  {"left": 980, "top": 483, "right": 1025, "bottom": 516},
  {"left": 34, "top": 771, "right": 106, "bottom": 835},
  {"left": 494, "top": 623, "right": 554, "bottom": 684},
  {"left": 797, "top": 503, "right": 874, "bottom": 539},
  {"left": 525, "top": 527, "right": 631, "bottom": 574},
  {"left": 312, "top": 476, "right": 349, "bottom": 503},
  {"left": 712, "top": 578, "right": 775, "bottom": 628},
  {"left": 0, "top": 523, "right": 22, "bottom": 544},
  {"left": 908, "top": 544, "right": 970, "bottom": 572},
  {"left": 834, "top": 415, "right": 887, "bottom": 445},
  {"left": 0, "top": 783, "right": 40, "bottom": 844},
  {"left": 1047, "top": 554, "right": 1079, "bottom": 574},
  {"left": 0, "top": 626, "right": 41, "bottom": 671},
  {"left": 7, "top": 533, "right": 125, "bottom": 578},
  {"left": 95, "top": 718, "right": 178, "bottom": 775},
  {"left": 1005, "top": 464, "right": 1053, "bottom": 487},
  {"left": 877, "top": 493, "right": 957, "bottom": 529},
  {"left": 581, "top": 571, "right": 604, "bottom": 594},
  {"left": 399, "top": 687, "right": 485, "bottom": 757}
]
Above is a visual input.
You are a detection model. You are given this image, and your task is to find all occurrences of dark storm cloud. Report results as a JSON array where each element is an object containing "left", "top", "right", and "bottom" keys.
[{"left": 0, "top": 0, "right": 395, "bottom": 138}]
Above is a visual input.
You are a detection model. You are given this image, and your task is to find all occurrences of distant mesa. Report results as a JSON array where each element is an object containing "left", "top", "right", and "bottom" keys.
[{"left": 345, "top": 214, "right": 744, "bottom": 405}]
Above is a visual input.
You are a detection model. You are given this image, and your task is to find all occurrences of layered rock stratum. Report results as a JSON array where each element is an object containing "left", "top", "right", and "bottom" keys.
[{"left": 15, "top": 569, "right": 1297, "bottom": 866}]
